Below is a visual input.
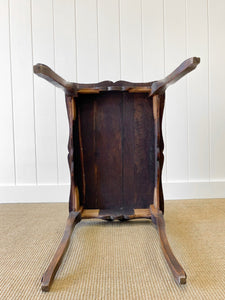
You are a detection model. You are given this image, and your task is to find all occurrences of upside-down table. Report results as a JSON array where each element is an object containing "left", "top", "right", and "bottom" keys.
[{"left": 34, "top": 57, "right": 200, "bottom": 291}]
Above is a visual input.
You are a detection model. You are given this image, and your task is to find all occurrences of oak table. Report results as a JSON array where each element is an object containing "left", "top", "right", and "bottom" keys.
[{"left": 34, "top": 57, "right": 200, "bottom": 291}]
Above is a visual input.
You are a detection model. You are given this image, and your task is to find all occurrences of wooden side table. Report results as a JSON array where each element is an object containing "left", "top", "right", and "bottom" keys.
[{"left": 34, "top": 57, "right": 200, "bottom": 291}]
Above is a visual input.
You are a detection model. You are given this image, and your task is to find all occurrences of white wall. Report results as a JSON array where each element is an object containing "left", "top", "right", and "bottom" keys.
[{"left": 0, "top": 0, "right": 225, "bottom": 203}]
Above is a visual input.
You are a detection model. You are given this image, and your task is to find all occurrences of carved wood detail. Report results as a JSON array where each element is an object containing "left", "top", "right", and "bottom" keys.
[
  {"left": 34, "top": 57, "right": 200, "bottom": 96},
  {"left": 153, "top": 94, "right": 165, "bottom": 214},
  {"left": 65, "top": 95, "right": 80, "bottom": 212},
  {"left": 33, "top": 57, "right": 200, "bottom": 291},
  {"left": 81, "top": 208, "right": 151, "bottom": 221},
  {"left": 150, "top": 204, "right": 186, "bottom": 284},
  {"left": 41, "top": 210, "right": 82, "bottom": 291}
]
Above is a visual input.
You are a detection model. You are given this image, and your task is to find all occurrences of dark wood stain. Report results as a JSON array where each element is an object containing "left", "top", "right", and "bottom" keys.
[
  {"left": 78, "top": 95, "right": 96, "bottom": 208},
  {"left": 122, "top": 92, "right": 135, "bottom": 208},
  {"left": 95, "top": 92, "right": 123, "bottom": 209},
  {"left": 78, "top": 92, "right": 155, "bottom": 210},
  {"left": 133, "top": 93, "right": 155, "bottom": 208},
  {"left": 33, "top": 57, "right": 200, "bottom": 291}
]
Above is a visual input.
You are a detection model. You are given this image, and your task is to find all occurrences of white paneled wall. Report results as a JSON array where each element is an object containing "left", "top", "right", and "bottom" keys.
[{"left": 0, "top": 0, "right": 225, "bottom": 203}]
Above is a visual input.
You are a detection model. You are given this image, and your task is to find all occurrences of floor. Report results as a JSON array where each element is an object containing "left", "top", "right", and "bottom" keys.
[{"left": 1, "top": 198, "right": 225, "bottom": 299}]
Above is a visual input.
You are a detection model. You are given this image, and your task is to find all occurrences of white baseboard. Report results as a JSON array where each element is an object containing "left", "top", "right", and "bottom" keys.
[
  {"left": 0, "top": 181, "right": 224, "bottom": 203},
  {"left": 0, "top": 184, "right": 70, "bottom": 203},
  {"left": 163, "top": 181, "right": 225, "bottom": 200}
]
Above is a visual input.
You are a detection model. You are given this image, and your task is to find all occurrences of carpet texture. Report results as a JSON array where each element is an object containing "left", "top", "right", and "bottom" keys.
[{"left": 0, "top": 199, "right": 225, "bottom": 299}]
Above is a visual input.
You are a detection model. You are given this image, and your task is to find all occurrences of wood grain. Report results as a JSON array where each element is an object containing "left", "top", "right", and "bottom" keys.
[
  {"left": 133, "top": 93, "right": 155, "bottom": 208},
  {"left": 78, "top": 92, "right": 155, "bottom": 210},
  {"left": 41, "top": 210, "right": 82, "bottom": 291},
  {"left": 33, "top": 57, "right": 200, "bottom": 290},
  {"left": 65, "top": 96, "right": 82, "bottom": 211},
  {"left": 81, "top": 208, "right": 151, "bottom": 220},
  {"left": 150, "top": 205, "right": 186, "bottom": 284},
  {"left": 150, "top": 57, "right": 200, "bottom": 96},
  {"left": 95, "top": 92, "right": 123, "bottom": 209},
  {"left": 34, "top": 58, "right": 200, "bottom": 97},
  {"left": 153, "top": 94, "right": 165, "bottom": 212}
]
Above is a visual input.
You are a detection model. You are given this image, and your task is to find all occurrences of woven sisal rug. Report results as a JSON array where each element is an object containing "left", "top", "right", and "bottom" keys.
[{"left": 1, "top": 199, "right": 224, "bottom": 299}]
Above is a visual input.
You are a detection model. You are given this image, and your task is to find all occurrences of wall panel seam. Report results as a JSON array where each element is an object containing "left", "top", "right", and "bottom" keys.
[
  {"left": 96, "top": 0, "right": 100, "bottom": 81},
  {"left": 162, "top": 0, "right": 167, "bottom": 182},
  {"left": 74, "top": 0, "right": 78, "bottom": 81},
  {"left": 207, "top": 0, "right": 211, "bottom": 182},
  {"left": 52, "top": 0, "right": 59, "bottom": 184},
  {"left": 140, "top": 0, "right": 144, "bottom": 82},
  {"left": 30, "top": 0, "right": 38, "bottom": 185},
  {"left": 185, "top": 0, "right": 190, "bottom": 182},
  {"left": 8, "top": 0, "right": 16, "bottom": 185},
  {"left": 118, "top": 0, "right": 122, "bottom": 78}
]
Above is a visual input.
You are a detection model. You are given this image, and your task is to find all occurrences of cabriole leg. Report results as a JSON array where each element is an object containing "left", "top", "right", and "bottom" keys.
[
  {"left": 150, "top": 205, "right": 186, "bottom": 284},
  {"left": 41, "top": 211, "right": 81, "bottom": 292}
]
